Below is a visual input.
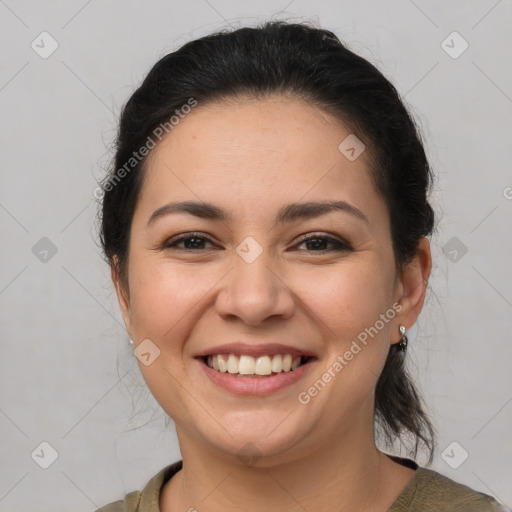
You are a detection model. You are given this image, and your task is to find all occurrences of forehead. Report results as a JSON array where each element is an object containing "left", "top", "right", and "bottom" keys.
[{"left": 135, "top": 96, "right": 386, "bottom": 227}]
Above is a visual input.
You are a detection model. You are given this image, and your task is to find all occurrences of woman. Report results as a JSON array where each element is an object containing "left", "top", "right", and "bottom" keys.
[{"left": 96, "top": 20, "right": 507, "bottom": 512}]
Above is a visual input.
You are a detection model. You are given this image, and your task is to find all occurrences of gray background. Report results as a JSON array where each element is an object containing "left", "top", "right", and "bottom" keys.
[{"left": 1, "top": 1, "right": 511, "bottom": 510}]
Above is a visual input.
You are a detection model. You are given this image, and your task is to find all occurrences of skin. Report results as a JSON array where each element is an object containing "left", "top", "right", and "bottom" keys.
[{"left": 112, "top": 95, "right": 432, "bottom": 511}]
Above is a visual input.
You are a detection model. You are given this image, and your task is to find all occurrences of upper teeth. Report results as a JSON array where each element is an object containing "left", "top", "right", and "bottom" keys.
[{"left": 206, "top": 354, "right": 303, "bottom": 375}]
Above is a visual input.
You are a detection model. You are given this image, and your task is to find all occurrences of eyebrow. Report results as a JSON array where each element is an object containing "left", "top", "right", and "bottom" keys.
[{"left": 146, "top": 199, "right": 370, "bottom": 227}]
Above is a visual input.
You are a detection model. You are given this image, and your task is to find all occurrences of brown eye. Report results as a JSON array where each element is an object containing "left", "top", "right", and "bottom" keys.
[
  {"left": 162, "top": 232, "right": 215, "bottom": 251},
  {"left": 295, "top": 234, "right": 352, "bottom": 253}
]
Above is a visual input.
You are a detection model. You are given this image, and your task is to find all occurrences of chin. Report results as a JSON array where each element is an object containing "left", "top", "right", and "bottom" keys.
[{"left": 193, "top": 410, "right": 311, "bottom": 466}]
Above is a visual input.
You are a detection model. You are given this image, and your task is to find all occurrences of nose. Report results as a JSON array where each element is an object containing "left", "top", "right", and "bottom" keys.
[{"left": 215, "top": 245, "right": 295, "bottom": 326}]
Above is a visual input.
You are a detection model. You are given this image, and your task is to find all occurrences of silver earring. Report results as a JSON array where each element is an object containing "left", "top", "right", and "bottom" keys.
[
  {"left": 398, "top": 325, "right": 408, "bottom": 353},
  {"left": 128, "top": 337, "right": 134, "bottom": 346}
]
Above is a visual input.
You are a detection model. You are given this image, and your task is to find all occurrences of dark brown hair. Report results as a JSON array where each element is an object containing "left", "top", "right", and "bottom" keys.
[{"left": 99, "top": 20, "right": 436, "bottom": 463}]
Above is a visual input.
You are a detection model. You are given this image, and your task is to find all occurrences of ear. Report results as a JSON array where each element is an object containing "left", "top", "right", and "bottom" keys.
[
  {"left": 391, "top": 237, "right": 432, "bottom": 344},
  {"left": 111, "top": 256, "right": 133, "bottom": 337}
]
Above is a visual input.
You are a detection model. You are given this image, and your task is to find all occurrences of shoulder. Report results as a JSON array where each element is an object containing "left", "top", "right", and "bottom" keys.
[
  {"left": 390, "top": 467, "right": 510, "bottom": 512},
  {"left": 94, "top": 461, "right": 183, "bottom": 512},
  {"left": 94, "top": 490, "right": 141, "bottom": 512}
]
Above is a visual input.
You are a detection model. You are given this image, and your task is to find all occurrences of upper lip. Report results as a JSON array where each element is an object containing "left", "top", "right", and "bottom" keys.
[{"left": 195, "top": 342, "right": 317, "bottom": 359}]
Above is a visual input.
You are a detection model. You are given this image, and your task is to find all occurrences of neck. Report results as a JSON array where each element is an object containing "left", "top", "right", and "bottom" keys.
[{"left": 160, "top": 424, "right": 414, "bottom": 511}]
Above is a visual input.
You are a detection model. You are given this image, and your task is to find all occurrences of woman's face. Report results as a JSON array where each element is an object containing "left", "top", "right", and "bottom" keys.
[{"left": 113, "top": 96, "right": 421, "bottom": 464}]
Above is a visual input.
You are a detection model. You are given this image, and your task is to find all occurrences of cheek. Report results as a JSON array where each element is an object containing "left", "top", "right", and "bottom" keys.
[
  {"left": 127, "top": 262, "right": 206, "bottom": 337},
  {"left": 297, "top": 265, "right": 394, "bottom": 423},
  {"left": 306, "top": 259, "right": 395, "bottom": 335},
  {"left": 304, "top": 259, "right": 395, "bottom": 390}
]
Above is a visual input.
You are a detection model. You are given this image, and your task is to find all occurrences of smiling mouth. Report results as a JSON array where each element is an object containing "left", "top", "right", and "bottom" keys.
[{"left": 200, "top": 353, "right": 313, "bottom": 378}]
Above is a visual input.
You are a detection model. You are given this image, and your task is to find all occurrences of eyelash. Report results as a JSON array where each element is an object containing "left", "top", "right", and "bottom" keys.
[{"left": 161, "top": 232, "right": 353, "bottom": 253}]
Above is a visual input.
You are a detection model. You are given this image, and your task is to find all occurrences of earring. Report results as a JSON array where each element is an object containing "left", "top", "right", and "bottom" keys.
[
  {"left": 128, "top": 337, "right": 134, "bottom": 346},
  {"left": 398, "top": 325, "right": 408, "bottom": 353}
]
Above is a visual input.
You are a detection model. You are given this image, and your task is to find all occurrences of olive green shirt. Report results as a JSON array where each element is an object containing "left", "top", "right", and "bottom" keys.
[{"left": 95, "top": 458, "right": 509, "bottom": 511}]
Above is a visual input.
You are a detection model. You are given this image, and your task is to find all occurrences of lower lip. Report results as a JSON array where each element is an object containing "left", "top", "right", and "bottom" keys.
[{"left": 197, "top": 358, "right": 315, "bottom": 396}]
